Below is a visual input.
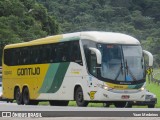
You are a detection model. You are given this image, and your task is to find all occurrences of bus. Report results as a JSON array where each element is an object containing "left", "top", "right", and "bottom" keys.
[{"left": 2, "top": 31, "right": 153, "bottom": 107}]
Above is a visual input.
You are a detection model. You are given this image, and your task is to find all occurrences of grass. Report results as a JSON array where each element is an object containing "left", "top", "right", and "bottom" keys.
[{"left": 146, "top": 81, "right": 160, "bottom": 108}]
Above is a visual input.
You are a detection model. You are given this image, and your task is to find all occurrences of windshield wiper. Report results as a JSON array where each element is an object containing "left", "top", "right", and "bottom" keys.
[
  {"left": 125, "top": 60, "right": 137, "bottom": 81},
  {"left": 115, "top": 62, "right": 123, "bottom": 81}
]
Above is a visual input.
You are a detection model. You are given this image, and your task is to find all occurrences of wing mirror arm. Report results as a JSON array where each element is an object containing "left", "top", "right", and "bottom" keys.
[
  {"left": 143, "top": 50, "right": 153, "bottom": 67},
  {"left": 89, "top": 47, "right": 102, "bottom": 65}
]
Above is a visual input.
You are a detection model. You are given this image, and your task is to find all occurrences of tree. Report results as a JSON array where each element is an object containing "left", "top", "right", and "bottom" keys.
[
  {"left": 0, "top": 0, "right": 60, "bottom": 65},
  {"left": 37, "top": 0, "right": 160, "bottom": 67}
]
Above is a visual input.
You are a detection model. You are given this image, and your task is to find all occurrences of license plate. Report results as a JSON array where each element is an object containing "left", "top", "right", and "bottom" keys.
[{"left": 121, "top": 95, "right": 130, "bottom": 99}]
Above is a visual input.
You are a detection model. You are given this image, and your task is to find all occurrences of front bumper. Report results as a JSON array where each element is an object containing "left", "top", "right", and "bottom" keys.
[
  {"left": 93, "top": 88, "right": 146, "bottom": 102},
  {"left": 128, "top": 98, "right": 157, "bottom": 106}
]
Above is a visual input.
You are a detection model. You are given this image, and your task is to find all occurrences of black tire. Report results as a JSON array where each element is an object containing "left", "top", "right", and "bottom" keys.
[
  {"left": 15, "top": 87, "right": 23, "bottom": 105},
  {"left": 49, "top": 100, "right": 69, "bottom": 106},
  {"left": 114, "top": 102, "right": 127, "bottom": 108},
  {"left": 75, "top": 87, "right": 88, "bottom": 107},
  {"left": 148, "top": 104, "right": 155, "bottom": 108},
  {"left": 23, "top": 87, "right": 30, "bottom": 105},
  {"left": 22, "top": 87, "right": 38, "bottom": 105}
]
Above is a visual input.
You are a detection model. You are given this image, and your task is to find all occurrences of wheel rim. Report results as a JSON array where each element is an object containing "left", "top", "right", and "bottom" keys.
[{"left": 77, "top": 91, "right": 83, "bottom": 103}]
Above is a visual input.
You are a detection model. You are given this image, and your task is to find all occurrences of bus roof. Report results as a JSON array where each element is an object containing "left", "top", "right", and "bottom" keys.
[
  {"left": 4, "top": 31, "right": 140, "bottom": 49},
  {"left": 64, "top": 31, "right": 140, "bottom": 44}
]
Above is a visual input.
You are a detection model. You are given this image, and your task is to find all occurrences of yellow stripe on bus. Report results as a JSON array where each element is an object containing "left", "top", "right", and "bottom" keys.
[
  {"left": 4, "top": 35, "right": 63, "bottom": 49},
  {"left": 105, "top": 82, "right": 128, "bottom": 90}
]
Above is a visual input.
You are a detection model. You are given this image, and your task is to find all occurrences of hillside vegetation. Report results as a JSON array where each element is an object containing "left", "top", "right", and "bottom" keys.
[
  {"left": 0, "top": 0, "right": 59, "bottom": 64},
  {"left": 39, "top": 0, "right": 160, "bottom": 67},
  {"left": 0, "top": 0, "right": 160, "bottom": 66}
]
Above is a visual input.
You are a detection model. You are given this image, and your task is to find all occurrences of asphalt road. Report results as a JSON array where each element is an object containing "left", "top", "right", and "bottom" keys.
[
  {"left": 0, "top": 102, "right": 160, "bottom": 111},
  {"left": 0, "top": 102, "right": 159, "bottom": 120}
]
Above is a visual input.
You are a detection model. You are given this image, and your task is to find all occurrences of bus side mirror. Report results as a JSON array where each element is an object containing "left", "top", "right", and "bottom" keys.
[
  {"left": 143, "top": 50, "right": 153, "bottom": 67},
  {"left": 89, "top": 47, "right": 102, "bottom": 65}
]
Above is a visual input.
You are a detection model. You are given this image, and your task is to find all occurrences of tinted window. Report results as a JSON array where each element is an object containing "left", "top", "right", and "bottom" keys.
[
  {"left": 4, "top": 40, "right": 83, "bottom": 66},
  {"left": 71, "top": 41, "right": 82, "bottom": 64}
]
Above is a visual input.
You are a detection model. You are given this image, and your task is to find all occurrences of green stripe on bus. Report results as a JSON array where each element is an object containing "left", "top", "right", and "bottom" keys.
[
  {"left": 128, "top": 83, "right": 144, "bottom": 89},
  {"left": 47, "top": 62, "right": 70, "bottom": 93},
  {"left": 39, "top": 63, "right": 60, "bottom": 93}
]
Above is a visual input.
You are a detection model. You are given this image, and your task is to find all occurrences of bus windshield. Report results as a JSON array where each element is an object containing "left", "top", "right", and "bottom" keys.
[{"left": 98, "top": 44, "right": 145, "bottom": 81}]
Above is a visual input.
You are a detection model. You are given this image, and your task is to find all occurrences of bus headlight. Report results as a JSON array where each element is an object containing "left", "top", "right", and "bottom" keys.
[
  {"left": 103, "top": 86, "right": 108, "bottom": 90},
  {"left": 140, "top": 83, "right": 146, "bottom": 91},
  {"left": 140, "top": 87, "right": 145, "bottom": 91},
  {"left": 98, "top": 84, "right": 109, "bottom": 90}
]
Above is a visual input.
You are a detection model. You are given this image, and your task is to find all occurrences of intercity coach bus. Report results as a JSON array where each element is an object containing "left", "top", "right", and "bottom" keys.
[{"left": 2, "top": 31, "right": 153, "bottom": 107}]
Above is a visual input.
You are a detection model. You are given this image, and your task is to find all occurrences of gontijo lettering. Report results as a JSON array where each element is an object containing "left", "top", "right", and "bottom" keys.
[{"left": 17, "top": 67, "right": 40, "bottom": 76}]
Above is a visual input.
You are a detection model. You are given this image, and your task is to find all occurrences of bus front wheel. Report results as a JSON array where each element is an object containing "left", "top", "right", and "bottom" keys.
[
  {"left": 114, "top": 102, "right": 127, "bottom": 108},
  {"left": 75, "top": 87, "right": 88, "bottom": 107},
  {"left": 15, "top": 87, "right": 23, "bottom": 105}
]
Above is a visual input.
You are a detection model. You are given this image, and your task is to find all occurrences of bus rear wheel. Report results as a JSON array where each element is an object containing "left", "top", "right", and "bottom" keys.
[
  {"left": 23, "top": 87, "right": 30, "bottom": 105},
  {"left": 15, "top": 87, "right": 23, "bottom": 105},
  {"left": 49, "top": 100, "right": 69, "bottom": 106},
  {"left": 75, "top": 87, "right": 88, "bottom": 107},
  {"left": 22, "top": 87, "right": 39, "bottom": 105}
]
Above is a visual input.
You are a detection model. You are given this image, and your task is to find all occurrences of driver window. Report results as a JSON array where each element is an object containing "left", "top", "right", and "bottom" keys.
[{"left": 85, "top": 49, "right": 97, "bottom": 77}]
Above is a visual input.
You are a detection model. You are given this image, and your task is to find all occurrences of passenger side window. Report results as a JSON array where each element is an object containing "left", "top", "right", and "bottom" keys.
[
  {"left": 71, "top": 41, "right": 83, "bottom": 65},
  {"left": 4, "top": 41, "right": 83, "bottom": 66}
]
